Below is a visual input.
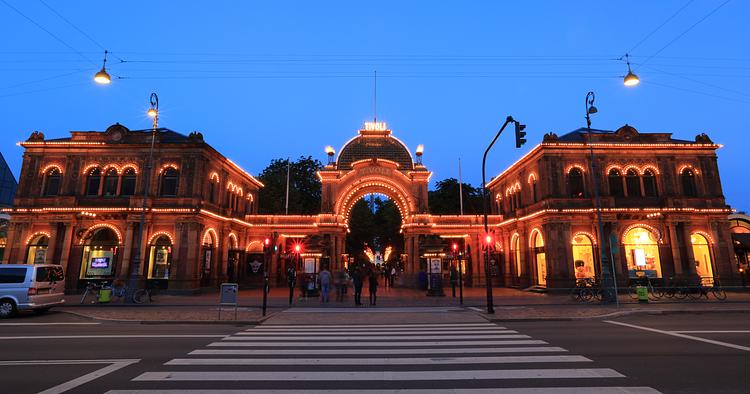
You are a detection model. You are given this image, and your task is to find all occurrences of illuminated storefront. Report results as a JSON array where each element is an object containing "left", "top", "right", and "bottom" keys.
[
  {"left": 80, "top": 228, "right": 119, "bottom": 280},
  {"left": 690, "top": 233, "right": 714, "bottom": 283},
  {"left": 531, "top": 229, "right": 547, "bottom": 286},
  {"left": 25, "top": 234, "right": 49, "bottom": 265},
  {"left": 572, "top": 233, "right": 596, "bottom": 279},
  {"left": 147, "top": 235, "right": 172, "bottom": 280},
  {"left": 623, "top": 226, "right": 662, "bottom": 279}
]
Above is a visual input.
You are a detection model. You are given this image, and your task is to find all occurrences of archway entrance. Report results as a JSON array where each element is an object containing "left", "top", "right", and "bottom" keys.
[{"left": 345, "top": 194, "right": 404, "bottom": 275}]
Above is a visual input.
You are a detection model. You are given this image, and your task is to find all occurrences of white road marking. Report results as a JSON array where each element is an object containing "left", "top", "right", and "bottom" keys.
[
  {"left": 133, "top": 368, "right": 625, "bottom": 381},
  {"left": 106, "top": 389, "right": 660, "bottom": 394},
  {"left": 0, "top": 335, "right": 227, "bottom": 340},
  {"left": 189, "top": 346, "right": 569, "bottom": 355},
  {"left": 605, "top": 320, "right": 750, "bottom": 352},
  {"left": 165, "top": 355, "right": 591, "bottom": 365},
  {"left": 240, "top": 330, "right": 516, "bottom": 335},
  {"left": 0, "top": 322, "right": 100, "bottom": 326},
  {"left": 0, "top": 359, "right": 139, "bottom": 394},
  {"left": 208, "top": 339, "right": 547, "bottom": 347},
  {"left": 259, "top": 323, "right": 496, "bottom": 328},
  {"left": 222, "top": 334, "right": 530, "bottom": 341},
  {"left": 673, "top": 330, "right": 750, "bottom": 334}
]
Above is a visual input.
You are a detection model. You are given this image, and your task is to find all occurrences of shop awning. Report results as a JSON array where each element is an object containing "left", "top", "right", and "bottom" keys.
[{"left": 732, "top": 233, "right": 750, "bottom": 250}]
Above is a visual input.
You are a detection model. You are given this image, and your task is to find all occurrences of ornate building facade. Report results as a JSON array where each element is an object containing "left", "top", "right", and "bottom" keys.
[{"left": 1, "top": 121, "right": 739, "bottom": 293}]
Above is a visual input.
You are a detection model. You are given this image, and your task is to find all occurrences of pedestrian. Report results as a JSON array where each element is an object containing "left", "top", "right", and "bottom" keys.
[
  {"left": 335, "top": 270, "right": 347, "bottom": 302},
  {"left": 390, "top": 266, "right": 396, "bottom": 287},
  {"left": 352, "top": 268, "right": 363, "bottom": 306},
  {"left": 368, "top": 271, "right": 379, "bottom": 306},
  {"left": 319, "top": 266, "right": 332, "bottom": 303},
  {"left": 383, "top": 266, "right": 390, "bottom": 288},
  {"left": 450, "top": 265, "right": 459, "bottom": 298},
  {"left": 286, "top": 265, "right": 296, "bottom": 306}
]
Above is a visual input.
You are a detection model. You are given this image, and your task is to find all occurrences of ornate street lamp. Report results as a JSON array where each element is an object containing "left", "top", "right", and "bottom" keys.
[
  {"left": 325, "top": 146, "right": 335, "bottom": 165},
  {"left": 585, "top": 91, "right": 619, "bottom": 305}
]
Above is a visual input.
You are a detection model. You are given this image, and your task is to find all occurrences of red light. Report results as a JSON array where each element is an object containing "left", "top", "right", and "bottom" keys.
[
  {"left": 294, "top": 244, "right": 301, "bottom": 253},
  {"left": 485, "top": 235, "right": 493, "bottom": 245},
  {"left": 452, "top": 243, "right": 458, "bottom": 251},
  {"left": 264, "top": 238, "right": 270, "bottom": 246}
]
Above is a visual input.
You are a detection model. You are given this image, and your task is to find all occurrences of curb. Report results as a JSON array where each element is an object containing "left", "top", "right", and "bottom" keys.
[
  {"left": 483, "top": 307, "right": 750, "bottom": 322},
  {"left": 57, "top": 309, "right": 277, "bottom": 325}
]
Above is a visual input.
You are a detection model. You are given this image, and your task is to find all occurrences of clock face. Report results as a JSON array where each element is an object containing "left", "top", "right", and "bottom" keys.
[{"left": 111, "top": 131, "right": 122, "bottom": 141}]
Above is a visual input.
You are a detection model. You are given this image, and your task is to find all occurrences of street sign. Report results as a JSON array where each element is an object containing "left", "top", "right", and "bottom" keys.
[{"left": 218, "top": 283, "right": 238, "bottom": 320}]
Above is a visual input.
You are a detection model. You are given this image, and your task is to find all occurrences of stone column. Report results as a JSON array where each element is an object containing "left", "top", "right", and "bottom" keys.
[
  {"left": 57, "top": 223, "right": 75, "bottom": 272},
  {"left": 120, "top": 222, "right": 135, "bottom": 278}
]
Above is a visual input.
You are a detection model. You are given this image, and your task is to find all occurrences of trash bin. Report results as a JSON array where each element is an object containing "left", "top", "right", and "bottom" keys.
[
  {"left": 636, "top": 286, "right": 648, "bottom": 303},
  {"left": 98, "top": 288, "right": 112, "bottom": 303}
]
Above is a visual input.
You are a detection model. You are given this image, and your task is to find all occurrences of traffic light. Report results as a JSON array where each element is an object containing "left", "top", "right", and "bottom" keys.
[
  {"left": 263, "top": 237, "right": 271, "bottom": 254},
  {"left": 452, "top": 243, "right": 458, "bottom": 252},
  {"left": 514, "top": 121, "right": 527, "bottom": 148},
  {"left": 294, "top": 244, "right": 302, "bottom": 253}
]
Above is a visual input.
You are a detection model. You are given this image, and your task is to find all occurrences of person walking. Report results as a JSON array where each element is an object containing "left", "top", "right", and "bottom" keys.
[
  {"left": 368, "top": 271, "right": 379, "bottom": 306},
  {"left": 286, "top": 264, "right": 296, "bottom": 306},
  {"left": 334, "top": 270, "right": 347, "bottom": 302},
  {"left": 319, "top": 266, "right": 332, "bottom": 303},
  {"left": 383, "top": 266, "right": 391, "bottom": 289},
  {"left": 450, "top": 265, "right": 459, "bottom": 298},
  {"left": 390, "top": 266, "right": 396, "bottom": 287},
  {"left": 352, "top": 268, "right": 363, "bottom": 306}
]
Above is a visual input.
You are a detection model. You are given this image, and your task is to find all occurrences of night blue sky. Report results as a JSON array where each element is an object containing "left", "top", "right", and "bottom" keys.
[{"left": 1, "top": 1, "right": 747, "bottom": 211}]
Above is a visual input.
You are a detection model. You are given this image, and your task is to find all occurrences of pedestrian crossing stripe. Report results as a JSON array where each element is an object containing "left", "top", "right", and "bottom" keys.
[
  {"left": 165, "top": 355, "right": 592, "bottom": 365},
  {"left": 188, "top": 346, "right": 569, "bottom": 355},
  {"left": 208, "top": 339, "right": 548, "bottom": 347},
  {"left": 107, "top": 389, "right": 660, "bottom": 394},
  {"left": 239, "top": 329, "right": 518, "bottom": 335},
  {"left": 221, "top": 334, "right": 531, "bottom": 341}
]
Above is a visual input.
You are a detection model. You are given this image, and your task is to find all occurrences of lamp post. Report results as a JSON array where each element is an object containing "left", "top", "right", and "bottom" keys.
[
  {"left": 585, "top": 92, "right": 619, "bottom": 306},
  {"left": 481, "top": 116, "right": 516, "bottom": 314},
  {"left": 128, "top": 93, "right": 159, "bottom": 302}
]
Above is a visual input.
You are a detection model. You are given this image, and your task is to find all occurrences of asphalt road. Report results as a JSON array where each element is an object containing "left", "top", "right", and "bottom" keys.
[{"left": 0, "top": 309, "right": 748, "bottom": 393}]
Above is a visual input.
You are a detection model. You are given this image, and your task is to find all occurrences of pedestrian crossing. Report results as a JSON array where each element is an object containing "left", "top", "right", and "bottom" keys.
[{"left": 106, "top": 322, "right": 660, "bottom": 393}]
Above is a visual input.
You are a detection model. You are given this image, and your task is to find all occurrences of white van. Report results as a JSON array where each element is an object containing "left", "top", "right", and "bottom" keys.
[{"left": 0, "top": 264, "right": 66, "bottom": 318}]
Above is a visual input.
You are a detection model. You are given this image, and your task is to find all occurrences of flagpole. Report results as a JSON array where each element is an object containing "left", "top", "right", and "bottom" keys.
[
  {"left": 458, "top": 158, "right": 464, "bottom": 215},
  {"left": 285, "top": 158, "right": 290, "bottom": 215}
]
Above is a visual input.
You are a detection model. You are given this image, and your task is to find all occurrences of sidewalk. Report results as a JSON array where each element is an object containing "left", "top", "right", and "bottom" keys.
[{"left": 58, "top": 286, "right": 750, "bottom": 323}]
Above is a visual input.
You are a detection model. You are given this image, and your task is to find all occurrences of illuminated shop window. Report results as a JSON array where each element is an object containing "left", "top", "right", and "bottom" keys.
[
  {"left": 25, "top": 234, "right": 49, "bottom": 265},
  {"left": 572, "top": 234, "right": 595, "bottom": 279},
  {"left": 643, "top": 169, "right": 658, "bottom": 197},
  {"left": 80, "top": 228, "right": 119, "bottom": 279},
  {"left": 623, "top": 227, "right": 662, "bottom": 278},
  {"left": 43, "top": 168, "right": 62, "bottom": 196},
  {"left": 511, "top": 234, "right": 521, "bottom": 277},
  {"left": 531, "top": 230, "right": 547, "bottom": 286},
  {"left": 120, "top": 168, "right": 137, "bottom": 196},
  {"left": 147, "top": 235, "right": 172, "bottom": 280},
  {"left": 691, "top": 233, "right": 714, "bottom": 285}
]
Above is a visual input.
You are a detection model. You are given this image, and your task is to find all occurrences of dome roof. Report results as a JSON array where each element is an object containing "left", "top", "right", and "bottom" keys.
[{"left": 337, "top": 125, "right": 414, "bottom": 171}]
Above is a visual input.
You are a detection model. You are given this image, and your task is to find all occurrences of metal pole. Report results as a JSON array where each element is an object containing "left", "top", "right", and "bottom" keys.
[
  {"left": 285, "top": 159, "right": 290, "bottom": 215},
  {"left": 585, "top": 91, "right": 619, "bottom": 306},
  {"left": 458, "top": 252, "right": 464, "bottom": 305},
  {"left": 129, "top": 93, "right": 158, "bottom": 302},
  {"left": 481, "top": 116, "right": 514, "bottom": 314},
  {"left": 262, "top": 248, "right": 269, "bottom": 316},
  {"left": 458, "top": 158, "right": 464, "bottom": 215}
]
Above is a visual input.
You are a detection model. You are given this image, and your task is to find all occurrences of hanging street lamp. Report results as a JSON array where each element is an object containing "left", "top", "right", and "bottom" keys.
[
  {"left": 623, "top": 54, "right": 640, "bottom": 87},
  {"left": 93, "top": 50, "right": 112, "bottom": 85}
]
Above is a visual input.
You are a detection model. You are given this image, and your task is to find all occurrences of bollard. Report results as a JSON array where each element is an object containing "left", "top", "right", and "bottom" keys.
[{"left": 636, "top": 286, "right": 648, "bottom": 303}]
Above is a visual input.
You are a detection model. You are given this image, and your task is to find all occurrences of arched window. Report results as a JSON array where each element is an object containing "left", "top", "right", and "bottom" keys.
[
  {"left": 623, "top": 227, "right": 662, "bottom": 278},
  {"left": 208, "top": 181, "right": 216, "bottom": 204},
  {"left": 80, "top": 228, "right": 119, "bottom": 279},
  {"left": 568, "top": 168, "right": 585, "bottom": 198},
  {"left": 572, "top": 234, "right": 595, "bottom": 279},
  {"left": 25, "top": 234, "right": 49, "bottom": 264},
  {"left": 690, "top": 233, "right": 714, "bottom": 284},
  {"left": 85, "top": 168, "right": 101, "bottom": 196},
  {"left": 147, "top": 235, "right": 172, "bottom": 280},
  {"left": 160, "top": 168, "right": 179, "bottom": 196},
  {"left": 102, "top": 168, "right": 119, "bottom": 197},
  {"left": 625, "top": 169, "right": 641, "bottom": 197},
  {"left": 643, "top": 169, "right": 658, "bottom": 197},
  {"left": 608, "top": 169, "right": 624, "bottom": 197},
  {"left": 531, "top": 178, "right": 538, "bottom": 203},
  {"left": 43, "top": 168, "right": 61, "bottom": 196},
  {"left": 531, "top": 230, "right": 547, "bottom": 286},
  {"left": 120, "top": 168, "right": 137, "bottom": 196},
  {"left": 511, "top": 234, "right": 521, "bottom": 277},
  {"left": 681, "top": 168, "right": 697, "bottom": 197}
]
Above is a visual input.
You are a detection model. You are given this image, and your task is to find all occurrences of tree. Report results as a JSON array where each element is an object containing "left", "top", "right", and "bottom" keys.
[
  {"left": 428, "top": 178, "right": 484, "bottom": 215},
  {"left": 257, "top": 156, "right": 323, "bottom": 214},
  {"left": 346, "top": 198, "right": 376, "bottom": 262}
]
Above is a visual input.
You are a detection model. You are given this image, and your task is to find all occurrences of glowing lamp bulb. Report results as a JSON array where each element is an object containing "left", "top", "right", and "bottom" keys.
[
  {"left": 294, "top": 244, "right": 301, "bottom": 253},
  {"left": 624, "top": 70, "right": 640, "bottom": 86},
  {"left": 325, "top": 146, "right": 335, "bottom": 155},
  {"left": 485, "top": 235, "right": 492, "bottom": 245},
  {"left": 416, "top": 144, "right": 424, "bottom": 156},
  {"left": 94, "top": 68, "right": 111, "bottom": 84},
  {"left": 452, "top": 243, "right": 458, "bottom": 251},
  {"left": 264, "top": 238, "right": 270, "bottom": 246},
  {"left": 147, "top": 108, "right": 158, "bottom": 118}
]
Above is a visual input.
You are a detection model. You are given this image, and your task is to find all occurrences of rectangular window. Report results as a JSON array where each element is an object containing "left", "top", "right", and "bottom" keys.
[
  {"left": 103, "top": 177, "right": 118, "bottom": 196},
  {"left": 121, "top": 177, "right": 136, "bottom": 196},
  {"left": 0, "top": 267, "right": 27, "bottom": 283}
]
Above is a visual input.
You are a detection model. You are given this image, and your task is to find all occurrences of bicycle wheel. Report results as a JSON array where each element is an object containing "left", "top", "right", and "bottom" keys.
[
  {"left": 687, "top": 287, "right": 702, "bottom": 300},
  {"left": 652, "top": 285, "right": 665, "bottom": 299},
  {"left": 712, "top": 288, "right": 727, "bottom": 300},
  {"left": 674, "top": 287, "right": 688, "bottom": 300},
  {"left": 132, "top": 289, "right": 148, "bottom": 304},
  {"left": 579, "top": 288, "right": 594, "bottom": 302}
]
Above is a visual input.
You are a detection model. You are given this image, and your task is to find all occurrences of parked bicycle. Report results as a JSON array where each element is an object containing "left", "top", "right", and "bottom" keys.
[
  {"left": 663, "top": 276, "right": 688, "bottom": 300},
  {"left": 132, "top": 280, "right": 161, "bottom": 304},
  {"left": 570, "top": 277, "right": 602, "bottom": 303},
  {"left": 79, "top": 281, "right": 108, "bottom": 304},
  {"left": 627, "top": 276, "right": 664, "bottom": 301},
  {"left": 685, "top": 277, "right": 727, "bottom": 300}
]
